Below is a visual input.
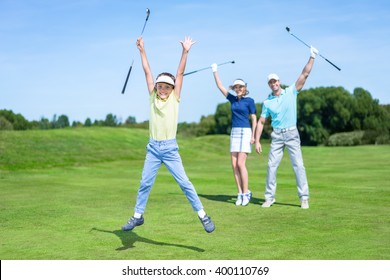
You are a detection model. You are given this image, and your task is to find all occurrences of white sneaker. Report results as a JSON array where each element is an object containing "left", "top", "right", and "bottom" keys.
[
  {"left": 235, "top": 194, "right": 243, "bottom": 206},
  {"left": 262, "top": 198, "right": 276, "bottom": 208},
  {"left": 301, "top": 200, "right": 309, "bottom": 209},
  {"left": 241, "top": 191, "right": 252, "bottom": 206}
]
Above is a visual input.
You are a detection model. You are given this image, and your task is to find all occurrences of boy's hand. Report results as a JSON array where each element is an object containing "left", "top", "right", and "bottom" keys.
[{"left": 180, "top": 36, "right": 196, "bottom": 53}]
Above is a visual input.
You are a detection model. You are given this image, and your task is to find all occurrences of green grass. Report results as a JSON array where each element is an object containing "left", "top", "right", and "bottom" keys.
[{"left": 0, "top": 128, "right": 389, "bottom": 259}]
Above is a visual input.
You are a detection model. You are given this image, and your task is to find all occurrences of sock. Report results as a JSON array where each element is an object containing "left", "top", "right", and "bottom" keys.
[
  {"left": 134, "top": 212, "right": 142, "bottom": 219},
  {"left": 197, "top": 209, "right": 206, "bottom": 219}
]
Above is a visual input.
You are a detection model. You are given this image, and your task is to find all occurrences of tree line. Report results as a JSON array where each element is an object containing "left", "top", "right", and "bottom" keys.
[
  {"left": 178, "top": 86, "right": 390, "bottom": 146},
  {"left": 0, "top": 112, "right": 141, "bottom": 130},
  {"left": 1, "top": 86, "right": 389, "bottom": 146}
]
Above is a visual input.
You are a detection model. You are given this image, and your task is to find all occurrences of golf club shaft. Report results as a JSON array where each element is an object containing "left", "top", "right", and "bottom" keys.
[
  {"left": 121, "top": 60, "right": 133, "bottom": 94},
  {"left": 140, "top": 9, "right": 150, "bottom": 36},
  {"left": 184, "top": 60, "right": 235, "bottom": 76},
  {"left": 122, "top": 9, "right": 150, "bottom": 94},
  {"left": 286, "top": 27, "right": 341, "bottom": 71}
]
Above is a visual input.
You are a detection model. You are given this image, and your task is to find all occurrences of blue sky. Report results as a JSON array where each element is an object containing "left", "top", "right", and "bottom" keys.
[{"left": 1, "top": 0, "right": 389, "bottom": 124}]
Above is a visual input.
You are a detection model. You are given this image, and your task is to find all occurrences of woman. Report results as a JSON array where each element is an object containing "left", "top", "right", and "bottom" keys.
[{"left": 211, "top": 63, "right": 257, "bottom": 206}]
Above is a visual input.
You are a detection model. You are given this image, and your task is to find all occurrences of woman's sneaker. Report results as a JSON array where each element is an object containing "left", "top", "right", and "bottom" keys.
[
  {"left": 241, "top": 191, "right": 252, "bottom": 206},
  {"left": 122, "top": 216, "right": 144, "bottom": 231},
  {"left": 235, "top": 194, "right": 243, "bottom": 206}
]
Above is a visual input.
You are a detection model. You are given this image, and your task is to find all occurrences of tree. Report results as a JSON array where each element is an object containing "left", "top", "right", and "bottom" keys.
[
  {"left": 0, "top": 109, "right": 31, "bottom": 130},
  {"left": 71, "top": 121, "right": 83, "bottom": 127},
  {"left": 125, "top": 116, "right": 136, "bottom": 124},
  {"left": 51, "top": 114, "right": 69, "bottom": 128},
  {"left": 298, "top": 89, "right": 328, "bottom": 145},
  {"left": 84, "top": 118, "right": 92, "bottom": 127},
  {"left": 56, "top": 115, "right": 70, "bottom": 128},
  {"left": 38, "top": 117, "right": 51, "bottom": 129},
  {"left": 104, "top": 113, "right": 119, "bottom": 127},
  {"left": 196, "top": 115, "right": 216, "bottom": 136},
  {"left": 352, "top": 88, "right": 388, "bottom": 131},
  {"left": 214, "top": 102, "right": 231, "bottom": 134},
  {"left": 320, "top": 87, "right": 353, "bottom": 134}
]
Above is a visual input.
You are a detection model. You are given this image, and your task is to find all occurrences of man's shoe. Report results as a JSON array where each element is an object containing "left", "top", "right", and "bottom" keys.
[
  {"left": 199, "top": 215, "right": 215, "bottom": 233},
  {"left": 261, "top": 198, "right": 276, "bottom": 208},
  {"left": 241, "top": 191, "right": 252, "bottom": 206},
  {"left": 122, "top": 216, "right": 144, "bottom": 231},
  {"left": 235, "top": 194, "right": 243, "bottom": 206},
  {"left": 301, "top": 200, "right": 309, "bottom": 209}
]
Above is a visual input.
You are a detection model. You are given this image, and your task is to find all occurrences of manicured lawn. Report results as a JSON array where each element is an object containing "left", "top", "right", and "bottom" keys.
[{"left": 0, "top": 128, "right": 389, "bottom": 259}]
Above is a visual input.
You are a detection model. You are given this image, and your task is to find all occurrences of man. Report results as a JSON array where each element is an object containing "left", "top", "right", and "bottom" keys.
[{"left": 255, "top": 46, "right": 318, "bottom": 209}]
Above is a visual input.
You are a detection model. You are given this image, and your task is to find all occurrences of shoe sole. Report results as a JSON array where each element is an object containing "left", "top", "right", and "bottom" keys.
[
  {"left": 262, "top": 199, "right": 276, "bottom": 208},
  {"left": 241, "top": 192, "right": 252, "bottom": 206},
  {"left": 301, "top": 200, "right": 309, "bottom": 209},
  {"left": 122, "top": 221, "right": 144, "bottom": 231},
  {"left": 241, "top": 200, "right": 250, "bottom": 206},
  {"left": 205, "top": 226, "right": 215, "bottom": 233}
]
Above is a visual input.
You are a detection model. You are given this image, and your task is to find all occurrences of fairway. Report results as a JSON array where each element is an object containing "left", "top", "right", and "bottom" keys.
[{"left": 0, "top": 128, "right": 389, "bottom": 260}]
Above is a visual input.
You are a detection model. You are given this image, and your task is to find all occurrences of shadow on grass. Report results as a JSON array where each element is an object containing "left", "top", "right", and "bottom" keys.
[
  {"left": 198, "top": 193, "right": 300, "bottom": 208},
  {"left": 198, "top": 193, "right": 264, "bottom": 205},
  {"left": 90, "top": 228, "right": 205, "bottom": 252}
]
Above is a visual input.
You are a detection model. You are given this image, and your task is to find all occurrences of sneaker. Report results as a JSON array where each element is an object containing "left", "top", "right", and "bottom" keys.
[
  {"left": 241, "top": 191, "right": 252, "bottom": 206},
  {"left": 235, "top": 194, "right": 243, "bottom": 206},
  {"left": 122, "top": 216, "right": 144, "bottom": 231},
  {"left": 199, "top": 215, "right": 215, "bottom": 233},
  {"left": 261, "top": 198, "right": 276, "bottom": 208},
  {"left": 301, "top": 200, "right": 309, "bottom": 209}
]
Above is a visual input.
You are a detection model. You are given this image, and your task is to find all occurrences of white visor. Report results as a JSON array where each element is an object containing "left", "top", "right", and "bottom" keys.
[
  {"left": 156, "top": 75, "right": 175, "bottom": 86},
  {"left": 231, "top": 79, "right": 246, "bottom": 88}
]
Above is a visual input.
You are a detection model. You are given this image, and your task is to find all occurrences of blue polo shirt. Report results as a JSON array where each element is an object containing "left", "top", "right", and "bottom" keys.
[
  {"left": 227, "top": 93, "right": 256, "bottom": 128},
  {"left": 260, "top": 84, "right": 298, "bottom": 129}
]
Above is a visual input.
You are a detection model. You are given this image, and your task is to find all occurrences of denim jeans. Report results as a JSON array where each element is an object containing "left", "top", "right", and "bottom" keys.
[
  {"left": 134, "top": 138, "right": 204, "bottom": 214},
  {"left": 265, "top": 128, "right": 309, "bottom": 201}
]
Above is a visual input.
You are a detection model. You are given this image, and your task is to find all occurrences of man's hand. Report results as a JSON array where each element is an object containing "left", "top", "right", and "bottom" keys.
[
  {"left": 255, "top": 142, "right": 262, "bottom": 154},
  {"left": 211, "top": 63, "right": 218, "bottom": 73},
  {"left": 310, "top": 46, "right": 319, "bottom": 59}
]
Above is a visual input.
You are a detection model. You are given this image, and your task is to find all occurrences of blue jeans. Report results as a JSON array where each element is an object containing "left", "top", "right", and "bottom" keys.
[
  {"left": 134, "top": 138, "right": 204, "bottom": 214},
  {"left": 265, "top": 128, "right": 309, "bottom": 201}
]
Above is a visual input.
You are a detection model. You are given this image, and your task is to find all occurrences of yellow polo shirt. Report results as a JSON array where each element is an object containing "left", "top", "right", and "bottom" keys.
[{"left": 149, "top": 90, "right": 179, "bottom": 140}]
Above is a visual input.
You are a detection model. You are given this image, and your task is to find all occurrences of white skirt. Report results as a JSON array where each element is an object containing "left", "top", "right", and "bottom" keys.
[{"left": 230, "top": 127, "right": 252, "bottom": 153}]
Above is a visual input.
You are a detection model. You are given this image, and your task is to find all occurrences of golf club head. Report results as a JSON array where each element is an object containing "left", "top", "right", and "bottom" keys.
[
  {"left": 146, "top": 8, "right": 150, "bottom": 20},
  {"left": 286, "top": 27, "right": 290, "bottom": 33}
]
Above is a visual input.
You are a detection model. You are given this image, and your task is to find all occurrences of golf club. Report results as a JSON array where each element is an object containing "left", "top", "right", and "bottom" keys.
[
  {"left": 286, "top": 27, "right": 341, "bottom": 71},
  {"left": 122, "top": 8, "right": 151, "bottom": 94},
  {"left": 184, "top": 60, "right": 235, "bottom": 76}
]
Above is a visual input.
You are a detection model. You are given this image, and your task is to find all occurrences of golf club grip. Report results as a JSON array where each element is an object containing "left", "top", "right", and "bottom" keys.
[
  {"left": 323, "top": 57, "right": 341, "bottom": 71},
  {"left": 121, "top": 65, "right": 132, "bottom": 94},
  {"left": 218, "top": 61, "right": 233, "bottom": 66}
]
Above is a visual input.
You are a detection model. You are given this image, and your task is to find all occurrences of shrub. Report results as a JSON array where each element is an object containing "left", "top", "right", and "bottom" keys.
[
  {"left": 0, "top": 116, "right": 13, "bottom": 130},
  {"left": 327, "top": 131, "right": 364, "bottom": 146}
]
